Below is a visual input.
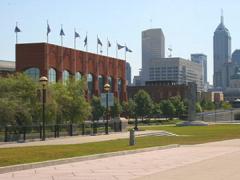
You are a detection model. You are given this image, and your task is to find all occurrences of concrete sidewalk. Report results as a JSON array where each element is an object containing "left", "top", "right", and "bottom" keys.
[
  {"left": 1, "top": 139, "right": 240, "bottom": 180},
  {"left": 0, "top": 130, "right": 174, "bottom": 148}
]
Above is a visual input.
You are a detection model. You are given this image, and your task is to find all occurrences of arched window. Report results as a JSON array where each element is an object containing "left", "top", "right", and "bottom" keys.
[
  {"left": 63, "top": 70, "right": 70, "bottom": 83},
  {"left": 87, "top": 74, "right": 93, "bottom": 96},
  {"left": 75, "top": 72, "right": 82, "bottom": 81},
  {"left": 98, "top": 75, "right": 104, "bottom": 93},
  {"left": 24, "top": 67, "right": 40, "bottom": 81},
  {"left": 108, "top": 76, "right": 113, "bottom": 92},
  {"left": 118, "top": 78, "right": 122, "bottom": 97},
  {"left": 48, "top": 68, "right": 56, "bottom": 83}
]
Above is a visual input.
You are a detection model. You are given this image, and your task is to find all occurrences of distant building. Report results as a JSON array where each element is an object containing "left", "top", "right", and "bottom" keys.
[
  {"left": 224, "top": 67, "right": 240, "bottom": 102},
  {"left": 198, "top": 91, "right": 224, "bottom": 102},
  {"left": 136, "top": 28, "right": 203, "bottom": 91},
  {"left": 213, "top": 13, "right": 232, "bottom": 89},
  {"left": 127, "top": 84, "right": 190, "bottom": 103},
  {"left": 141, "top": 28, "right": 165, "bottom": 84},
  {"left": 229, "top": 67, "right": 240, "bottom": 88},
  {"left": 125, "top": 62, "right": 131, "bottom": 85},
  {"left": 0, "top": 60, "right": 15, "bottom": 76},
  {"left": 232, "top": 49, "right": 240, "bottom": 65},
  {"left": 133, "top": 75, "right": 141, "bottom": 86},
  {"left": 191, "top": 53, "right": 207, "bottom": 91},
  {"left": 146, "top": 57, "right": 203, "bottom": 92}
]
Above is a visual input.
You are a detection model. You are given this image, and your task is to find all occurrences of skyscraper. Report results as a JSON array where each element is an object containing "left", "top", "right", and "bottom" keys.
[
  {"left": 213, "top": 12, "right": 231, "bottom": 89},
  {"left": 232, "top": 49, "right": 240, "bottom": 65},
  {"left": 191, "top": 53, "right": 207, "bottom": 89},
  {"left": 125, "top": 62, "right": 131, "bottom": 85},
  {"left": 141, "top": 28, "right": 165, "bottom": 83}
]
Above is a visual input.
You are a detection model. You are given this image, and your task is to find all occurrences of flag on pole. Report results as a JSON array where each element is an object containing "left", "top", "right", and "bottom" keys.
[
  {"left": 84, "top": 35, "right": 88, "bottom": 47},
  {"left": 75, "top": 31, "right": 80, "bottom": 38},
  {"left": 125, "top": 46, "right": 132, "bottom": 53},
  {"left": 97, "top": 37, "right": 102, "bottom": 46},
  {"left": 47, "top": 23, "right": 51, "bottom": 35},
  {"left": 60, "top": 27, "right": 65, "bottom": 36},
  {"left": 108, "top": 40, "right": 111, "bottom": 47},
  {"left": 14, "top": 25, "right": 21, "bottom": 33},
  {"left": 117, "top": 43, "right": 125, "bottom": 50}
]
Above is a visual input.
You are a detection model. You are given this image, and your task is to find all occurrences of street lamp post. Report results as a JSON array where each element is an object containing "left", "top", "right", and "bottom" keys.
[
  {"left": 104, "top": 83, "right": 110, "bottom": 135},
  {"left": 39, "top": 76, "right": 48, "bottom": 141}
]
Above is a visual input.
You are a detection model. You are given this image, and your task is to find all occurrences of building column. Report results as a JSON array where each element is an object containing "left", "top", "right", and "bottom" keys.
[
  {"left": 113, "top": 77, "right": 118, "bottom": 99},
  {"left": 122, "top": 79, "right": 127, "bottom": 101},
  {"left": 93, "top": 75, "right": 99, "bottom": 96},
  {"left": 56, "top": 70, "right": 63, "bottom": 82}
]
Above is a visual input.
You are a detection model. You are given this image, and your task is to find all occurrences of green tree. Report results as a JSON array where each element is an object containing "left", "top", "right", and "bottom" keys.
[
  {"left": 151, "top": 103, "right": 162, "bottom": 119},
  {"left": 110, "top": 98, "right": 122, "bottom": 118},
  {"left": 201, "top": 100, "right": 215, "bottom": 111},
  {"left": 134, "top": 90, "right": 153, "bottom": 121},
  {"left": 51, "top": 78, "right": 91, "bottom": 124},
  {"left": 169, "top": 96, "right": 187, "bottom": 117},
  {"left": 91, "top": 96, "right": 105, "bottom": 121},
  {"left": 121, "top": 99, "right": 136, "bottom": 119},
  {"left": 160, "top": 100, "right": 176, "bottom": 119},
  {"left": 221, "top": 101, "right": 232, "bottom": 110},
  {"left": 0, "top": 74, "right": 39, "bottom": 126},
  {"left": 196, "top": 102, "right": 202, "bottom": 113}
]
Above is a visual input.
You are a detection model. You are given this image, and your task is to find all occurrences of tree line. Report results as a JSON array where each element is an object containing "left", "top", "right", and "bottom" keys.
[{"left": 0, "top": 74, "right": 232, "bottom": 127}]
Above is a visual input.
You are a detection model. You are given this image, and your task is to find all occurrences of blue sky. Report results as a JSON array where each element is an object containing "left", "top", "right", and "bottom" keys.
[{"left": 1, "top": 0, "right": 240, "bottom": 84}]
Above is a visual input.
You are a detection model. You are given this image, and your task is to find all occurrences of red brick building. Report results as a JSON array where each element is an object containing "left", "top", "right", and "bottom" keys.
[
  {"left": 16, "top": 43, "right": 127, "bottom": 101},
  {"left": 127, "top": 84, "right": 189, "bottom": 102}
]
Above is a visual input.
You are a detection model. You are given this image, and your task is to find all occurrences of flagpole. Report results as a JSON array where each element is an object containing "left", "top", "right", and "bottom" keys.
[
  {"left": 85, "top": 32, "right": 88, "bottom": 52},
  {"left": 46, "top": 20, "right": 49, "bottom": 78},
  {"left": 61, "top": 24, "right": 63, "bottom": 80},
  {"left": 107, "top": 38, "right": 108, "bottom": 56},
  {"left": 74, "top": 28, "right": 77, "bottom": 75},
  {"left": 124, "top": 43, "right": 127, "bottom": 61},
  {"left": 47, "top": 20, "right": 49, "bottom": 44},
  {"left": 116, "top": 41, "right": 118, "bottom": 58},
  {"left": 85, "top": 32, "right": 88, "bottom": 76},
  {"left": 74, "top": 28, "right": 76, "bottom": 50},
  {"left": 15, "top": 22, "right": 18, "bottom": 44},
  {"left": 97, "top": 35, "right": 98, "bottom": 54}
]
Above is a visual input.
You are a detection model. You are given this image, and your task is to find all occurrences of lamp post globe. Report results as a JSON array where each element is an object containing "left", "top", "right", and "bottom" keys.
[
  {"left": 39, "top": 76, "right": 48, "bottom": 141},
  {"left": 104, "top": 83, "right": 110, "bottom": 92},
  {"left": 39, "top": 76, "right": 48, "bottom": 87}
]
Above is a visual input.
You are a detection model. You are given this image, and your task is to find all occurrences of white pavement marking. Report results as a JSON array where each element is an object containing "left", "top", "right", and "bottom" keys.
[{"left": 1, "top": 139, "right": 240, "bottom": 180}]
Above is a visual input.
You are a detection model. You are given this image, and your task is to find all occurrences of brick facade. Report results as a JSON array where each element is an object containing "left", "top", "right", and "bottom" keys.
[
  {"left": 127, "top": 85, "right": 188, "bottom": 102},
  {"left": 16, "top": 43, "right": 127, "bottom": 101}
]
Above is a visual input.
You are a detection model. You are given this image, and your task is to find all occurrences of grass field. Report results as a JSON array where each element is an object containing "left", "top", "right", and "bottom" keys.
[{"left": 1, "top": 124, "right": 240, "bottom": 167}]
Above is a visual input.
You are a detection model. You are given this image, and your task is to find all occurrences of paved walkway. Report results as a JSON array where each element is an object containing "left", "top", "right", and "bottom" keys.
[
  {"left": 0, "top": 130, "right": 174, "bottom": 148},
  {"left": 1, "top": 139, "right": 240, "bottom": 179}
]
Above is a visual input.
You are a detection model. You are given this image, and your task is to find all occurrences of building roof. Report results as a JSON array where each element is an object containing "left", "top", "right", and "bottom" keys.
[
  {"left": 214, "top": 14, "right": 230, "bottom": 36},
  {"left": 0, "top": 60, "right": 15, "bottom": 71}
]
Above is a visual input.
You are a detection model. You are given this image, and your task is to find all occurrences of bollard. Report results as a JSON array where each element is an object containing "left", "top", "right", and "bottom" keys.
[
  {"left": 82, "top": 123, "right": 85, "bottom": 135},
  {"left": 129, "top": 129, "right": 135, "bottom": 146},
  {"left": 39, "top": 125, "right": 42, "bottom": 139},
  {"left": 54, "top": 125, "right": 57, "bottom": 138},
  {"left": 93, "top": 122, "right": 97, "bottom": 135},
  {"left": 69, "top": 124, "right": 73, "bottom": 136},
  {"left": 4, "top": 126, "right": 8, "bottom": 142},
  {"left": 23, "top": 127, "right": 26, "bottom": 141}
]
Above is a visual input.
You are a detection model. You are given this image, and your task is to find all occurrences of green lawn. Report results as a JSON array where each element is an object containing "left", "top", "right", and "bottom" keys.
[{"left": 1, "top": 124, "right": 240, "bottom": 167}]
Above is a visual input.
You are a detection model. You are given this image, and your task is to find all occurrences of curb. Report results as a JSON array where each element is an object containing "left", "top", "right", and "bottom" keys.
[{"left": 0, "top": 144, "right": 179, "bottom": 174}]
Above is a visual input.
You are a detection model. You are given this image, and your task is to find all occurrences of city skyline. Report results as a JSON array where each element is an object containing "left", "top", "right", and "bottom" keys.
[{"left": 1, "top": 0, "right": 240, "bottom": 84}]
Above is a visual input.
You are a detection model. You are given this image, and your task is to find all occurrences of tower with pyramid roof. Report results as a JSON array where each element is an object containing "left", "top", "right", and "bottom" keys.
[{"left": 213, "top": 10, "right": 232, "bottom": 89}]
